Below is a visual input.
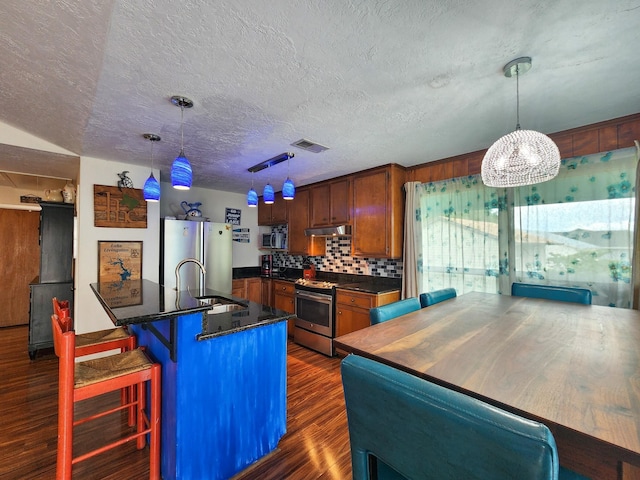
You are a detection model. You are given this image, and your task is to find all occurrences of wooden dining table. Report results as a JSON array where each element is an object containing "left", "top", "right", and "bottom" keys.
[{"left": 334, "top": 292, "right": 640, "bottom": 480}]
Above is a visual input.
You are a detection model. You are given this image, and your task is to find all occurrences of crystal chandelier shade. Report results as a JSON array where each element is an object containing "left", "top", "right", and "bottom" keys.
[
  {"left": 481, "top": 57, "right": 561, "bottom": 188},
  {"left": 481, "top": 129, "right": 560, "bottom": 187}
]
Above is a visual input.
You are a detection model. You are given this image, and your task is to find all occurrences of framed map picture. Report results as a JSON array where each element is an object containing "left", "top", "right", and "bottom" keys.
[{"left": 98, "top": 241, "right": 143, "bottom": 283}]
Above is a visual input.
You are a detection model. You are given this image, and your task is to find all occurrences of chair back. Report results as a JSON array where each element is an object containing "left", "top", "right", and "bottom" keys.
[
  {"left": 341, "top": 354, "right": 560, "bottom": 480},
  {"left": 52, "top": 297, "right": 73, "bottom": 331},
  {"left": 511, "top": 283, "right": 592, "bottom": 305},
  {"left": 369, "top": 298, "right": 421, "bottom": 325},
  {"left": 419, "top": 288, "right": 457, "bottom": 308}
]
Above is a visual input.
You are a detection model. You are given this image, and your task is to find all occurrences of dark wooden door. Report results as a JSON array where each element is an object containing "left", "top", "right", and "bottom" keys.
[{"left": 0, "top": 209, "right": 40, "bottom": 327}]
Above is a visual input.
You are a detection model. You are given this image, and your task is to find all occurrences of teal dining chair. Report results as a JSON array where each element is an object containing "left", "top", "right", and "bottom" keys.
[
  {"left": 419, "top": 288, "right": 457, "bottom": 308},
  {"left": 511, "top": 282, "right": 592, "bottom": 305},
  {"left": 369, "top": 298, "right": 421, "bottom": 325},
  {"left": 341, "top": 354, "right": 590, "bottom": 480}
]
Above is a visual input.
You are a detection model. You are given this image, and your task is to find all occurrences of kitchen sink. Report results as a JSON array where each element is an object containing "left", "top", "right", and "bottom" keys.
[
  {"left": 195, "top": 295, "right": 248, "bottom": 314},
  {"left": 206, "top": 303, "right": 247, "bottom": 314}
]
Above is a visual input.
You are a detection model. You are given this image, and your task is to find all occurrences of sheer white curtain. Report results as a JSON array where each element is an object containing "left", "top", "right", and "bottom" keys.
[
  {"left": 414, "top": 176, "right": 509, "bottom": 296},
  {"left": 512, "top": 147, "right": 639, "bottom": 307}
]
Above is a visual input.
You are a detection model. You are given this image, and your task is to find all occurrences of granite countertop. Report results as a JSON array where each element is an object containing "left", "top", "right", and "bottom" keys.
[
  {"left": 90, "top": 279, "right": 293, "bottom": 340},
  {"left": 233, "top": 269, "right": 401, "bottom": 295},
  {"left": 270, "top": 273, "right": 401, "bottom": 295},
  {"left": 335, "top": 282, "right": 400, "bottom": 295}
]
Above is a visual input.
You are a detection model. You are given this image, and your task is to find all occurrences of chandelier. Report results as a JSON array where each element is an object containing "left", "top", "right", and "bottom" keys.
[{"left": 481, "top": 57, "right": 560, "bottom": 188}]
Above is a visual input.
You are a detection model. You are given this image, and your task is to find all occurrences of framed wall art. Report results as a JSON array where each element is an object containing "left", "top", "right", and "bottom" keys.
[
  {"left": 94, "top": 185, "right": 147, "bottom": 228},
  {"left": 98, "top": 241, "right": 143, "bottom": 283}
]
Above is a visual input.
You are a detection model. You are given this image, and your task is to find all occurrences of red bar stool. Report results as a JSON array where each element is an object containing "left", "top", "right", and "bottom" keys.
[
  {"left": 51, "top": 313, "right": 161, "bottom": 480},
  {"left": 53, "top": 297, "right": 136, "bottom": 356},
  {"left": 53, "top": 297, "right": 137, "bottom": 423}
]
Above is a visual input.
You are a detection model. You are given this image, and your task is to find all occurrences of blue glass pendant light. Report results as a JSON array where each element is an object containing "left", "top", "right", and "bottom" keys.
[
  {"left": 282, "top": 154, "right": 295, "bottom": 200},
  {"left": 247, "top": 152, "right": 295, "bottom": 204},
  {"left": 247, "top": 173, "right": 258, "bottom": 207},
  {"left": 282, "top": 177, "right": 295, "bottom": 200},
  {"left": 170, "top": 96, "right": 194, "bottom": 190},
  {"left": 263, "top": 183, "right": 275, "bottom": 204},
  {"left": 142, "top": 133, "right": 161, "bottom": 202}
]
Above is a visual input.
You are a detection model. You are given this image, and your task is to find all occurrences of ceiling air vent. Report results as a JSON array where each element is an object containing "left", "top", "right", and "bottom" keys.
[{"left": 290, "top": 138, "right": 329, "bottom": 153}]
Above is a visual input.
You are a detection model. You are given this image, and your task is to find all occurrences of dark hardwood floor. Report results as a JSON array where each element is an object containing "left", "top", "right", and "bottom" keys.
[{"left": 0, "top": 326, "right": 352, "bottom": 479}]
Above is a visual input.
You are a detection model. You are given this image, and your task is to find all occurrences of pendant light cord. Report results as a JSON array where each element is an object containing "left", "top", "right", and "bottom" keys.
[
  {"left": 180, "top": 105, "right": 185, "bottom": 154},
  {"left": 515, "top": 64, "right": 521, "bottom": 131},
  {"left": 150, "top": 138, "right": 155, "bottom": 169}
]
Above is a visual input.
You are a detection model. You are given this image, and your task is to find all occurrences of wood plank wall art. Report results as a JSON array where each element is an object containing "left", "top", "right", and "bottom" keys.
[{"left": 94, "top": 185, "right": 147, "bottom": 228}]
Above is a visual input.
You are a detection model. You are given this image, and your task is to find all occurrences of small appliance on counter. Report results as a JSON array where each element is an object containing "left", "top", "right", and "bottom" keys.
[
  {"left": 302, "top": 258, "right": 316, "bottom": 279},
  {"left": 261, "top": 254, "right": 273, "bottom": 276}
]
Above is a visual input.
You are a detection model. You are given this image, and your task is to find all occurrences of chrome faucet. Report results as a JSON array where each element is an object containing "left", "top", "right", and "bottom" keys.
[{"left": 175, "top": 258, "right": 206, "bottom": 292}]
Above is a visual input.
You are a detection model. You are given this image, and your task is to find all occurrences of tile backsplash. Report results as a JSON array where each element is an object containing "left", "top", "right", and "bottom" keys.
[{"left": 272, "top": 236, "right": 403, "bottom": 278}]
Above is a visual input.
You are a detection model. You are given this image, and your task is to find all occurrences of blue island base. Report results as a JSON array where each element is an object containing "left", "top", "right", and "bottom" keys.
[{"left": 130, "top": 312, "right": 287, "bottom": 480}]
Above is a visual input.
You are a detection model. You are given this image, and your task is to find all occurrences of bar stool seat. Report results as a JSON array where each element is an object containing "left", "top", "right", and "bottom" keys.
[
  {"left": 74, "top": 326, "right": 133, "bottom": 354},
  {"left": 51, "top": 313, "right": 161, "bottom": 480},
  {"left": 74, "top": 348, "right": 154, "bottom": 388}
]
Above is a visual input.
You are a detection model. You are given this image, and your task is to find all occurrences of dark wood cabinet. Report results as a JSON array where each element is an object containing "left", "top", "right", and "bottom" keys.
[
  {"left": 232, "top": 277, "right": 262, "bottom": 304},
  {"left": 287, "top": 188, "right": 326, "bottom": 256},
  {"left": 310, "top": 178, "right": 351, "bottom": 227},
  {"left": 29, "top": 281, "right": 74, "bottom": 358},
  {"left": 28, "top": 202, "right": 74, "bottom": 359},
  {"left": 335, "top": 288, "right": 400, "bottom": 338},
  {"left": 261, "top": 278, "right": 273, "bottom": 307},
  {"left": 352, "top": 165, "right": 405, "bottom": 258},
  {"left": 257, "top": 192, "right": 288, "bottom": 225},
  {"left": 273, "top": 280, "right": 295, "bottom": 337},
  {"left": 39, "top": 202, "right": 74, "bottom": 282},
  {"left": 246, "top": 278, "right": 261, "bottom": 303}
]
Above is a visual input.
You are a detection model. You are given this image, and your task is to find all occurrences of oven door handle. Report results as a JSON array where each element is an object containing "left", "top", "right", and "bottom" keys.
[{"left": 295, "top": 290, "right": 332, "bottom": 302}]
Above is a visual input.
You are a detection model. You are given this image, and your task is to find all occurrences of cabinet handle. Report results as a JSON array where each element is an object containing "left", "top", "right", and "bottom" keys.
[
  {"left": 338, "top": 310, "right": 342, "bottom": 315},
  {"left": 351, "top": 298, "right": 355, "bottom": 303}
]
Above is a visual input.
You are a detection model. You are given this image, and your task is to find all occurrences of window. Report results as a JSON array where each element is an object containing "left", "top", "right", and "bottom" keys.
[{"left": 415, "top": 147, "right": 638, "bottom": 307}]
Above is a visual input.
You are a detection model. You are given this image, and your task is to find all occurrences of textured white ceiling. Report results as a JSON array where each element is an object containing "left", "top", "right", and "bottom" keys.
[{"left": 1, "top": 0, "right": 639, "bottom": 194}]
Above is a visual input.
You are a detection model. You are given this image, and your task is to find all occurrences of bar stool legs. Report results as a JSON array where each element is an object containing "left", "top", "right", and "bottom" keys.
[{"left": 52, "top": 313, "right": 161, "bottom": 479}]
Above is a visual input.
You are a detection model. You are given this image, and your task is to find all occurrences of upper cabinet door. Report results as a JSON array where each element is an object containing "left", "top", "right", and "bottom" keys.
[
  {"left": 328, "top": 178, "right": 351, "bottom": 225},
  {"left": 310, "top": 184, "right": 331, "bottom": 227},
  {"left": 271, "top": 193, "right": 288, "bottom": 224},
  {"left": 309, "top": 178, "right": 352, "bottom": 227},
  {"left": 288, "top": 188, "right": 325, "bottom": 256},
  {"left": 257, "top": 192, "right": 288, "bottom": 225},
  {"left": 352, "top": 166, "right": 405, "bottom": 258}
]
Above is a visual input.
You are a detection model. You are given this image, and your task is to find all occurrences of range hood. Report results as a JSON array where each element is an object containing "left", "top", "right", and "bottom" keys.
[{"left": 304, "top": 225, "right": 352, "bottom": 237}]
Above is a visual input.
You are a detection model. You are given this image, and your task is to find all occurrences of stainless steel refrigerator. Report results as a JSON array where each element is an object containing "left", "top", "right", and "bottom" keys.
[{"left": 160, "top": 219, "right": 233, "bottom": 294}]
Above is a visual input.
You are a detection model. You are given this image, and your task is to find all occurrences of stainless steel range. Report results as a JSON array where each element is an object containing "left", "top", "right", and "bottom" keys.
[{"left": 293, "top": 278, "right": 338, "bottom": 356}]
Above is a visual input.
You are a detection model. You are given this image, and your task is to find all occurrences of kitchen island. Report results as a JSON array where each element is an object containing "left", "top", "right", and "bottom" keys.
[{"left": 91, "top": 279, "right": 294, "bottom": 480}]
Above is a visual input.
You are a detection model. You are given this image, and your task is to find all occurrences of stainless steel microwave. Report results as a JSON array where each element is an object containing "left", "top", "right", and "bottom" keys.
[
  {"left": 262, "top": 232, "right": 285, "bottom": 249},
  {"left": 261, "top": 233, "right": 274, "bottom": 248}
]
